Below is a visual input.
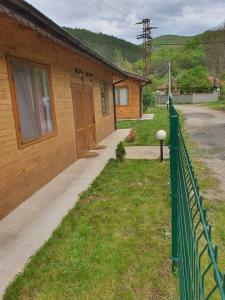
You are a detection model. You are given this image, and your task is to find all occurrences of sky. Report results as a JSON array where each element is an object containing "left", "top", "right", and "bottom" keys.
[{"left": 27, "top": 0, "right": 225, "bottom": 44}]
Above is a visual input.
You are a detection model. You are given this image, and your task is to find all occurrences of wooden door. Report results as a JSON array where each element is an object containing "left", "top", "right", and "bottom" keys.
[
  {"left": 72, "top": 84, "right": 88, "bottom": 157},
  {"left": 83, "top": 86, "right": 96, "bottom": 149}
]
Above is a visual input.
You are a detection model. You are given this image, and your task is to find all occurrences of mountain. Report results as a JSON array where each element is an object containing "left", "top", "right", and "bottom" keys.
[
  {"left": 63, "top": 27, "right": 143, "bottom": 67},
  {"left": 152, "top": 35, "right": 195, "bottom": 48}
]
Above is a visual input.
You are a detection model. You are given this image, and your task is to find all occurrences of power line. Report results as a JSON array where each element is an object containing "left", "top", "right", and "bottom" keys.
[
  {"left": 97, "top": 0, "right": 134, "bottom": 23},
  {"left": 27, "top": 0, "right": 78, "bottom": 22},
  {"left": 28, "top": 0, "right": 137, "bottom": 26},
  {"left": 152, "top": 40, "right": 225, "bottom": 46}
]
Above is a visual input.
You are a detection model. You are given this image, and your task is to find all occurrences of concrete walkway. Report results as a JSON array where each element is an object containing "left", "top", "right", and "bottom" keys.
[
  {"left": 125, "top": 146, "right": 169, "bottom": 160},
  {"left": 0, "top": 129, "right": 129, "bottom": 298},
  {"left": 119, "top": 113, "right": 154, "bottom": 121},
  {"left": 142, "top": 113, "right": 154, "bottom": 120}
]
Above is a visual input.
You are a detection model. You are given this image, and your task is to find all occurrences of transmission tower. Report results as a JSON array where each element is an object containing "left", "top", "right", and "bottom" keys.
[{"left": 136, "top": 18, "right": 158, "bottom": 78}]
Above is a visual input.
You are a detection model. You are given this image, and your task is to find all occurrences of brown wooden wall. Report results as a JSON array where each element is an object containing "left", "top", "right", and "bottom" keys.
[
  {"left": 0, "top": 14, "right": 115, "bottom": 219},
  {"left": 115, "top": 78, "right": 142, "bottom": 120}
]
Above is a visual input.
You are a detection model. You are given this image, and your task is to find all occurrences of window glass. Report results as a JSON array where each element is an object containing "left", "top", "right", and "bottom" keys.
[
  {"left": 34, "top": 68, "right": 53, "bottom": 133},
  {"left": 115, "top": 88, "right": 119, "bottom": 105},
  {"left": 119, "top": 88, "right": 128, "bottom": 105},
  {"left": 115, "top": 87, "right": 128, "bottom": 106},
  {"left": 100, "top": 81, "right": 109, "bottom": 115},
  {"left": 11, "top": 59, "right": 54, "bottom": 143}
]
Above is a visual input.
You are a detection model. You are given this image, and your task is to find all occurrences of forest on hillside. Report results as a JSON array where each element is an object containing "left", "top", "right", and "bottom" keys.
[
  {"left": 63, "top": 27, "right": 143, "bottom": 70},
  {"left": 64, "top": 25, "right": 225, "bottom": 97}
]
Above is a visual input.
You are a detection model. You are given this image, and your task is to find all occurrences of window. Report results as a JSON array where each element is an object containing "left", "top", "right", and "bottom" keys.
[
  {"left": 9, "top": 58, "right": 55, "bottom": 144},
  {"left": 115, "top": 87, "right": 128, "bottom": 106},
  {"left": 100, "top": 81, "right": 109, "bottom": 116}
]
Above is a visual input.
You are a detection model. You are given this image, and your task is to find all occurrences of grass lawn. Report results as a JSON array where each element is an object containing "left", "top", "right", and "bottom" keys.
[
  {"left": 201, "top": 101, "right": 225, "bottom": 111},
  {"left": 4, "top": 159, "right": 177, "bottom": 300},
  {"left": 181, "top": 114, "right": 225, "bottom": 273},
  {"left": 194, "top": 161, "right": 225, "bottom": 271},
  {"left": 117, "top": 107, "right": 169, "bottom": 146}
]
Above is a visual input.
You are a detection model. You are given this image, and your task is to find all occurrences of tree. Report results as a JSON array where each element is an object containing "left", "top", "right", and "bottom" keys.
[
  {"left": 178, "top": 67, "right": 213, "bottom": 93},
  {"left": 143, "top": 86, "right": 155, "bottom": 111},
  {"left": 201, "top": 23, "right": 225, "bottom": 76}
]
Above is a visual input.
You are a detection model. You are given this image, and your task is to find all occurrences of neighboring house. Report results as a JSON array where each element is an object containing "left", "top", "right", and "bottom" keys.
[
  {"left": 114, "top": 72, "right": 150, "bottom": 120},
  {"left": 0, "top": 0, "right": 128, "bottom": 219}
]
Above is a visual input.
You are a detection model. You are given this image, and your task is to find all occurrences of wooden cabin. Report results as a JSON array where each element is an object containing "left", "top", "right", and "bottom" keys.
[
  {"left": 0, "top": 0, "right": 126, "bottom": 219},
  {"left": 114, "top": 72, "right": 150, "bottom": 120}
]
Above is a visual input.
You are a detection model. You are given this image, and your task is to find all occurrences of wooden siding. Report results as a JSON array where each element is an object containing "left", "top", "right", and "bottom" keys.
[
  {"left": 0, "top": 15, "right": 115, "bottom": 219},
  {"left": 115, "top": 78, "right": 142, "bottom": 119}
]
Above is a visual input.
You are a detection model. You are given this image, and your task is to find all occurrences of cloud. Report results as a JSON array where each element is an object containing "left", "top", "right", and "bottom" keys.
[{"left": 27, "top": 0, "right": 225, "bottom": 43}]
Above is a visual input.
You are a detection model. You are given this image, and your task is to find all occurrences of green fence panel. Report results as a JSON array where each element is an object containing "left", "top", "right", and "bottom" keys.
[{"left": 169, "top": 96, "right": 225, "bottom": 300}]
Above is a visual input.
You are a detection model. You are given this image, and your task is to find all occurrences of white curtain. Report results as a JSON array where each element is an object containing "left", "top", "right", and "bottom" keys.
[
  {"left": 34, "top": 68, "right": 53, "bottom": 133},
  {"left": 12, "top": 61, "right": 53, "bottom": 142},
  {"left": 120, "top": 88, "right": 128, "bottom": 105},
  {"left": 12, "top": 62, "right": 39, "bottom": 141}
]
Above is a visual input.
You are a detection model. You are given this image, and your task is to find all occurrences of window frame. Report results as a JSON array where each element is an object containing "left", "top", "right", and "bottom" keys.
[
  {"left": 100, "top": 81, "right": 110, "bottom": 117},
  {"left": 7, "top": 56, "right": 57, "bottom": 148},
  {"left": 115, "top": 85, "right": 129, "bottom": 106}
]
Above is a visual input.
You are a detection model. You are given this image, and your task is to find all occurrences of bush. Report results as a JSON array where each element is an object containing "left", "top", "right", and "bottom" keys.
[
  {"left": 143, "top": 86, "right": 155, "bottom": 112},
  {"left": 219, "top": 84, "right": 225, "bottom": 101},
  {"left": 178, "top": 67, "right": 213, "bottom": 94},
  {"left": 116, "top": 141, "right": 126, "bottom": 161},
  {"left": 127, "top": 128, "right": 137, "bottom": 143}
]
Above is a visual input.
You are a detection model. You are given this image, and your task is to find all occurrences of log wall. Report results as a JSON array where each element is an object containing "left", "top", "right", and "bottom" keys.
[
  {"left": 0, "top": 15, "right": 115, "bottom": 218},
  {"left": 115, "top": 78, "right": 142, "bottom": 119}
]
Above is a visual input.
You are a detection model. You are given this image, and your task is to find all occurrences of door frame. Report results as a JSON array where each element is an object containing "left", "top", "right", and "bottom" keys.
[
  {"left": 71, "top": 82, "right": 97, "bottom": 157},
  {"left": 83, "top": 84, "right": 97, "bottom": 149}
]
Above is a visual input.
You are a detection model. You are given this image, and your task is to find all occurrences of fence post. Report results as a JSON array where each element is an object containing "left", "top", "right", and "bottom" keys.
[{"left": 169, "top": 97, "right": 179, "bottom": 272}]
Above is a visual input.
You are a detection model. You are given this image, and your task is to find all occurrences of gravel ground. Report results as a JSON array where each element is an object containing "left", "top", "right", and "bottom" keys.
[{"left": 177, "top": 105, "right": 225, "bottom": 196}]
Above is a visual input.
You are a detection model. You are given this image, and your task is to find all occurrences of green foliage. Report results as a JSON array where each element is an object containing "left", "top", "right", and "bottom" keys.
[
  {"left": 219, "top": 73, "right": 225, "bottom": 101},
  {"left": 143, "top": 86, "right": 155, "bottom": 111},
  {"left": 152, "top": 34, "right": 195, "bottom": 49},
  {"left": 117, "top": 107, "right": 169, "bottom": 146},
  {"left": 115, "top": 142, "right": 126, "bottom": 161},
  {"left": 4, "top": 160, "right": 178, "bottom": 299},
  {"left": 62, "top": 27, "right": 217, "bottom": 94},
  {"left": 63, "top": 27, "right": 143, "bottom": 69},
  {"left": 201, "top": 27, "right": 225, "bottom": 76},
  {"left": 178, "top": 67, "right": 213, "bottom": 93},
  {"left": 151, "top": 43, "right": 206, "bottom": 80},
  {"left": 205, "top": 101, "right": 225, "bottom": 111}
]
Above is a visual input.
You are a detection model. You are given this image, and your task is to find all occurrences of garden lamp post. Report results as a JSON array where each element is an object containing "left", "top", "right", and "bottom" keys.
[{"left": 156, "top": 130, "right": 167, "bottom": 162}]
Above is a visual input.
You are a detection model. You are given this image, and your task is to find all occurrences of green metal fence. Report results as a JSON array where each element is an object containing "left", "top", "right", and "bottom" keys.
[{"left": 169, "top": 97, "right": 225, "bottom": 300}]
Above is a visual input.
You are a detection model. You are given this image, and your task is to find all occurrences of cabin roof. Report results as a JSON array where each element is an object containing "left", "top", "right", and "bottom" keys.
[
  {"left": 124, "top": 71, "right": 151, "bottom": 84},
  {"left": 0, "top": 0, "right": 127, "bottom": 77}
]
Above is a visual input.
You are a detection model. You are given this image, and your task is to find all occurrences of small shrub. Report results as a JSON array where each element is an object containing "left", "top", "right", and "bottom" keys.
[
  {"left": 116, "top": 141, "right": 126, "bottom": 161},
  {"left": 143, "top": 86, "right": 155, "bottom": 112},
  {"left": 127, "top": 128, "right": 137, "bottom": 143}
]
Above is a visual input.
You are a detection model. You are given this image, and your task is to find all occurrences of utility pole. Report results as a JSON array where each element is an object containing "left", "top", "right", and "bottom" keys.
[
  {"left": 136, "top": 18, "right": 158, "bottom": 78},
  {"left": 168, "top": 61, "right": 172, "bottom": 96}
]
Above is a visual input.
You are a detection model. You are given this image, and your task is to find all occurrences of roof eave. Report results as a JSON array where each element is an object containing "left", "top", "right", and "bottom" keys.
[{"left": 0, "top": 0, "right": 126, "bottom": 77}]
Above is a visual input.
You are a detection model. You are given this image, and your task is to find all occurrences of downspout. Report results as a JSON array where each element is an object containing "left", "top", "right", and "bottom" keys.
[
  {"left": 112, "top": 78, "right": 127, "bottom": 130},
  {"left": 139, "top": 83, "right": 143, "bottom": 118}
]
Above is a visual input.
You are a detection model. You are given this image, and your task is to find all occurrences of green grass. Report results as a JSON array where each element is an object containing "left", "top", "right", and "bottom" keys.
[
  {"left": 191, "top": 159, "right": 225, "bottom": 271},
  {"left": 117, "top": 107, "right": 169, "bottom": 146},
  {"left": 4, "top": 159, "right": 178, "bottom": 300},
  {"left": 180, "top": 112, "right": 225, "bottom": 273},
  {"left": 201, "top": 101, "right": 225, "bottom": 111}
]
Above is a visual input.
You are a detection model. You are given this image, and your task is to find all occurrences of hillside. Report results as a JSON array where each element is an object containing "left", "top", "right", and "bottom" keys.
[
  {"left": 63, "top": 27, "right": 143, "bottom": 67},
  {"left": 152, "top": 34, "right": 195, "bottom": 48},
  {"left": 63, "top": 27, "right": 215, "bottom": 88}
]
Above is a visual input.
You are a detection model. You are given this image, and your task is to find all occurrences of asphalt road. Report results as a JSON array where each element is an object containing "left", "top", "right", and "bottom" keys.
[{"left": 177, "top": 104, "right": 225, "bottom": 194}]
